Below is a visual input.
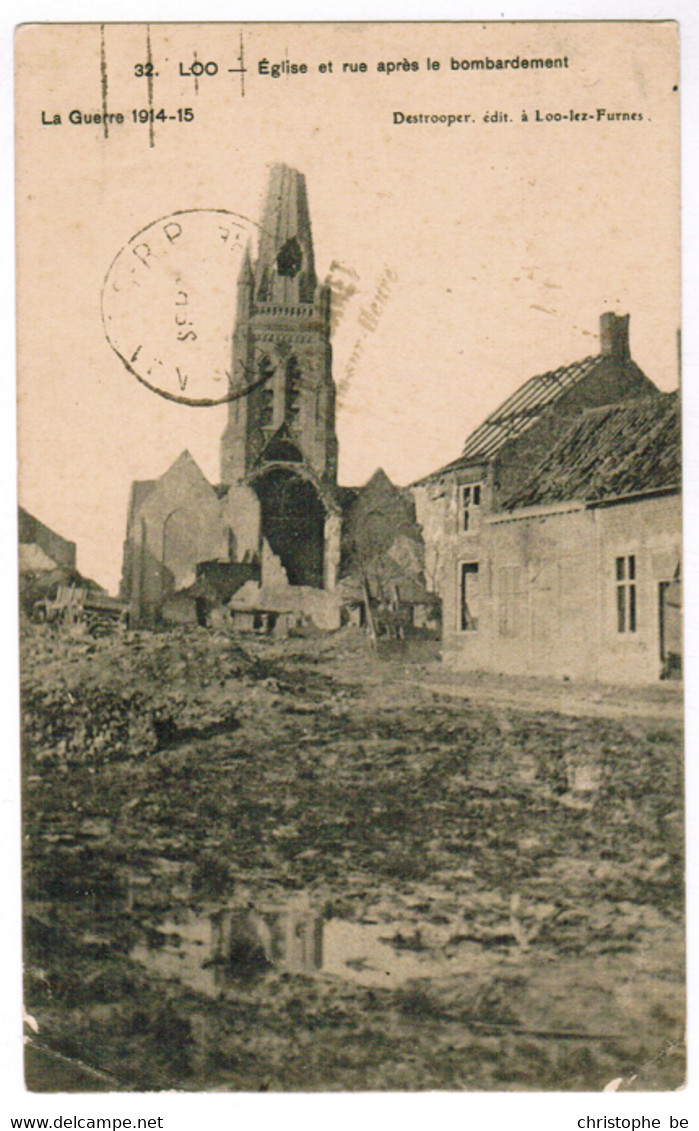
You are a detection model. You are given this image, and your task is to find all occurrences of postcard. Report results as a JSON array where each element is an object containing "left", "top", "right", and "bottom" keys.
[{"left": 14, "top": 20, "right": 683, "bottom": 1097}]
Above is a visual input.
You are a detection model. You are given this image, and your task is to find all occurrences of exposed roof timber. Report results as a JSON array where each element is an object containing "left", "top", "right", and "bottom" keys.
[{"left": 460, "top": 356, "right": 600, "bottom": 460}]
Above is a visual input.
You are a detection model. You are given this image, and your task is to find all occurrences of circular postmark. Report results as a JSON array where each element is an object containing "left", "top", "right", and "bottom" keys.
[{"left": 101, "top": 209, "right": 262, "bottom": 406}]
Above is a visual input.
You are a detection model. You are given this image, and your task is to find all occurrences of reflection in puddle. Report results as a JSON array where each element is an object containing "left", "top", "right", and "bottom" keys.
[
  {"left": 212, "top": 900, "right": 323, "bottom": 974},
  {"left": 131, "top": 892, "right": 488, "bottom": 994},
  {"left": 131, "top": 895, "right": 322, "bottom": 997}
]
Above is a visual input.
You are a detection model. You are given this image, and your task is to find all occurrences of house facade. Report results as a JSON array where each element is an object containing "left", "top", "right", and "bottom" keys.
[
  {"left": 441, "top": 395, "right": 681, "bottom": 683},
  {"left": 414, "top": 317, "right": 681, "bottom": 683}
]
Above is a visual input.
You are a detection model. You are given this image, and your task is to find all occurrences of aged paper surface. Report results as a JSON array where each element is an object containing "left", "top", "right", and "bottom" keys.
[{"left": 14, "top": 19, "right": 685, "bottom": 1102}]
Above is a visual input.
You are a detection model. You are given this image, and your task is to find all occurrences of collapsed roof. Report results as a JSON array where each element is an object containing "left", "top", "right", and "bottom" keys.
[
  {"left": 501, "top": 392, "right": 680, "bottom": 510},
  {"left": 414, "top": 313, "right": 657, "bottom": 484}
]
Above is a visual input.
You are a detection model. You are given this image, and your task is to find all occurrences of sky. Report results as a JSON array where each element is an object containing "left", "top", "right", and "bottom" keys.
[{"left": 15, "top": 21, "right": 680, "bottom": 592}]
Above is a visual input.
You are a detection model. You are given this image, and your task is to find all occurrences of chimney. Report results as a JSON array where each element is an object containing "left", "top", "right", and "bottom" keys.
[{"left": 599, "top": 312, "right": 630, "bottom": 361}]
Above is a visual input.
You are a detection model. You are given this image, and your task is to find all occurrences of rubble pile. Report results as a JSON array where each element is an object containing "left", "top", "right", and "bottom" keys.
[{"left": 20, "top": 626, "right": 257, "bottom": 766}]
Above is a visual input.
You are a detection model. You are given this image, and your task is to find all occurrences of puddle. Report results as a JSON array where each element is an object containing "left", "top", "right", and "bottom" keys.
[
  {"left": 320, "top": 917, "right": 487, "bottom": 986},
  {"left": 130, "top": 892, "right": 495, "bottom": 993}
]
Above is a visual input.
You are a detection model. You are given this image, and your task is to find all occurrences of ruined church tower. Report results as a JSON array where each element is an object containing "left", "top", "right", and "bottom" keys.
[
  {"left": 220, "top": 165, "right": 340, "bottom": 591},
  {"left": 220, "top": 164, "right": 338, "bottom": 488}
]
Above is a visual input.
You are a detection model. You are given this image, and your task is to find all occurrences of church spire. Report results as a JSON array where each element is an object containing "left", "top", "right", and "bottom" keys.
[
  {"left": 221, "top": 164, "right": 337, "bottom": 490},
  {"left": 236, "top": 241, "right": 254, "bottom": 319},
  {"left": 240, "top": 240, "right": 254, "bottom": 281},
  {"left": 254, "top": 164, "right": 317, "bottom": 304}
]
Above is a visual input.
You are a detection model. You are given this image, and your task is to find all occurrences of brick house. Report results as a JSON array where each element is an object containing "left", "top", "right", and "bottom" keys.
[{"left": 413, "top": 315, "right": 681, "bottom": 682}]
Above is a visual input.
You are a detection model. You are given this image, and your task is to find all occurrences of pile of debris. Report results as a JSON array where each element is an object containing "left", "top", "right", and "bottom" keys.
[{"left": 31, "top": 585, "right": 128, "bottom": 636}]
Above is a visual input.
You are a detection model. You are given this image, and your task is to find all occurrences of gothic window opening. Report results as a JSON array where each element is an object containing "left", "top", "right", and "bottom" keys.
[
  {"left": 162, "top": 508, "right": 200, "bottom": 590},
  {"left": 285, "top": 356, "right": 302, "bottom": 425},
  {"left": 616, "top": 554, "right": 637, "bottom": 633},
  {"left": 258, "top": 355, "right": 275, "bottom": 427},
  {"left": 460, "top": 561, "right": 479, "bottom": 631}
]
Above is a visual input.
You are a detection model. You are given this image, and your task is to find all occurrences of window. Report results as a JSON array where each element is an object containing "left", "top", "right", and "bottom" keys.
[
  {"left": 260, "top": 387, "right": 274, "bottom": 427},
  {"left": 285, "top": 356, "right": 302, "bottom": 424},
  {"left": 258, "top": 355, "right": 275, "bottom": 427},
  {"left": 460, "top": 562, "right": 479, "bottom": 631},
  {"left": 461, "top": 483, "right": 482, "bottom": 532},
  {"left": 616, "top": 554, "right": 636, "bottom": 633}
]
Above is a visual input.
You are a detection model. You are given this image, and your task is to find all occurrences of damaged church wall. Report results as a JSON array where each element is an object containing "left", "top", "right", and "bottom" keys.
[
  {"left": 219, "top": 485, "right": 261, "bottom": 563},
  {"left": 122, "top": 453, "right": 229, "bottom": 624},
  {"left": 342, "top": 469, "right": 424, "bottom": 581},
  {"left": 323, "top": 511, "right": 341, "bottom": 591},
  {"left": 253, "top": 468, "right": 328, "bottom": 589},
  {"left": 339, "top": 468, "right": 430, "bottom": 628}
]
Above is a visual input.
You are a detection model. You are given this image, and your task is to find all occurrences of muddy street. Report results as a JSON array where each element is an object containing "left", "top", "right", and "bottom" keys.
[{"left": 21, "top": 625, "right": 684, "bottom": 1091}]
